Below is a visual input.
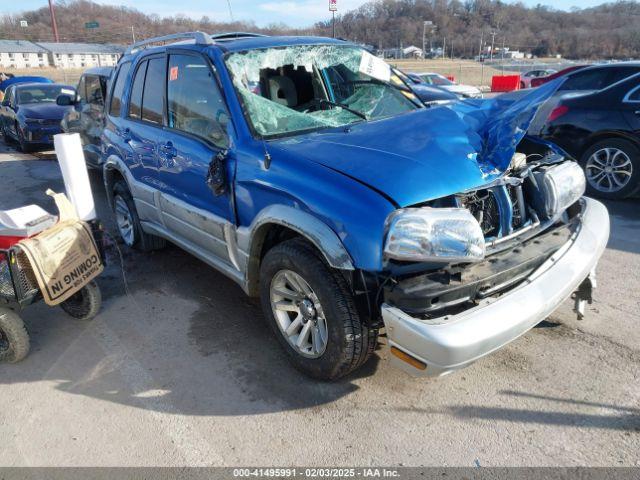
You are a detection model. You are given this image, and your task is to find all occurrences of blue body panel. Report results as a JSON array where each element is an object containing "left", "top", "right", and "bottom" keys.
[
  {"left": 102, "top": 36, "right": 563, "bottom": 274},
  {"left": 0, "top": 76, "right": 52, "bottom": 92}
]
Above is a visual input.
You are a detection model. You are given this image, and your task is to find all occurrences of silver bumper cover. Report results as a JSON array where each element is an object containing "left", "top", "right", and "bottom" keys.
[{"left": 381, "top": 197, "right": 610, "bottom": 377}]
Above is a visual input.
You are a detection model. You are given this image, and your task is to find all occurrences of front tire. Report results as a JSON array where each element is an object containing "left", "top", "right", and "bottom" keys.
[
  {"left": 112, "top": 180, "right": 166, "bottom": 251},
  {"left": 259, "top": 238, "right": 377, "bottom": 380},
  {"left": 60, "top": 280, "right": 102, "bottom": 320},
  {"left": 580, "top": 138, "right": 640, "bottom": 199},
  {"left": 16, "top": 124, "right": 32, "bottom": 153},
  {"left": 0, "top": 309, "right": 30, "bottom": 363}
]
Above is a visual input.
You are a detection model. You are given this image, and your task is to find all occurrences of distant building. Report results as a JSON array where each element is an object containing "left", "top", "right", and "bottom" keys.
[
  {"left": 0, "top": 40, "right": 48, "bottom": 68},
  {"left": 403, "top": 46, "right": 424, "bottom": 59},
  {"left": 36, "top": 42, "right": 123, "bottom": 68},
  {"left": 494, "top": 47, "right": 525, "bottom": 60}
]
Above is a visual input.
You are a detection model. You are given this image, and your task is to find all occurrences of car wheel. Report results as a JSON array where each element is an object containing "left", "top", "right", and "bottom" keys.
[
  {"left": 0, "top": 308, "right": 30, "bottom": 363},
  {"left": 580, "top": 139, "right": 640, "bottom": 199},
  {"left": 112, "top": 180, "right": 166, "bottom": 251},
  {"left": 16, "top": 124, "right": 31, "bottom": 153},
  {"left": 60, "top": 280, "right": 102, "bottom": 320},
  {"left": 2, "top": 122, "right": 14, "bottom": 144},
  {"left": 259, "top": 238, "right": 377, "bottom": 380}
]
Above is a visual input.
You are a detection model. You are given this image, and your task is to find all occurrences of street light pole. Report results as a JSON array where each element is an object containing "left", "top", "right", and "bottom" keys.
[{"left": 48, "top": 0, "right": 60, "bottom": 43}]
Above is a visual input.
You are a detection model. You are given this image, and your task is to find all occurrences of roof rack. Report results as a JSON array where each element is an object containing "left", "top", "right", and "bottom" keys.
[
  {"left": 210, "top": 32, "right": 268, "bottom": 40},
  {"left": 125, "top": 31, "right": 213, "bottom": 55}
]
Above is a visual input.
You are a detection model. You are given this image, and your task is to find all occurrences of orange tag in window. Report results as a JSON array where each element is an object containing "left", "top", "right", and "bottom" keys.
[{"left": 169, "top": 66, "right": 179, "bottom": 81}]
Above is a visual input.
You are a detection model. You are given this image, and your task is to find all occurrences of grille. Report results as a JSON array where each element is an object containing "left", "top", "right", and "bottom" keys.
[{"left": 459, "top": 190, "right": 500, "bottom": 237}]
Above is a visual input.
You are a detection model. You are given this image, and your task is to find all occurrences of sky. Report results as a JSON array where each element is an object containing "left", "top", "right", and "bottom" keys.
[{"left": 1, "top": 0, "right": 615, "bottom": 28}]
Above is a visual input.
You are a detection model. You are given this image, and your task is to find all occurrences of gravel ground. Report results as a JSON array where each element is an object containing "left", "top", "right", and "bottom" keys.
[{"left": 0, "top": 140, "right": 638, "bottom": 467}]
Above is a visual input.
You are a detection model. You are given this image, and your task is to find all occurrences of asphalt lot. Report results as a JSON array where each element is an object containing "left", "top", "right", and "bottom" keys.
[{"left": 0, "top": 138, "right": 638, "bottom": 467}]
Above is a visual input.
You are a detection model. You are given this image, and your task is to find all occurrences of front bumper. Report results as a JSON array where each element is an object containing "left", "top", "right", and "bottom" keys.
[
  {"left": 381, "top": 197, "right": 609, "bottom": 377},
  {"left": 24, "top": 123, "right": 62, "bottom": 144}
]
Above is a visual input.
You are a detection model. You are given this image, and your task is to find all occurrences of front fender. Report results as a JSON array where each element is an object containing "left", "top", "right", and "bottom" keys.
[{"left": 237, "top": 204, "right": 355, "bottom": 271}]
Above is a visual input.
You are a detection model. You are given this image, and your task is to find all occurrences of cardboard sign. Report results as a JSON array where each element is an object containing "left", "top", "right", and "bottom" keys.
[
  {"left": 17, "top": 191, "right": 103, "bottom": 306},
  {"left": 358, "top": 50, "right": 391, "bottom": 83}
]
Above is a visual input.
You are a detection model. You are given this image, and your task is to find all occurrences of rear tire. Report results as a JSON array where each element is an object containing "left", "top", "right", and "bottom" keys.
[
  {"left": 259, "top": 238, "right": 377, "bottom": 380},
  {"left": 0, "top": 309, "right": 30, "bottom": 363},
  {"left": 112, "top": 180, "right": 166, "bottom": 251},
  {"left": 60, "top": 280, "right": 102, "bottom": 320},
  {"left": 580, "top": 138, "right": 640, "bottom": 200}
]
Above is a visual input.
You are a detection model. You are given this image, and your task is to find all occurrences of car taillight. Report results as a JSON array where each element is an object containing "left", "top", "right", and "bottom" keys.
[{"left": 547, "top": 105, "right": 569, "bottom": 123}]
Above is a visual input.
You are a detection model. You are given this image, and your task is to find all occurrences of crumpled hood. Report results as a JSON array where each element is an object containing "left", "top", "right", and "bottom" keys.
[
  {"left": 18, "top": 103, "right": 70, "bottom": 120},
  {"left": 271, "top": 80, "right": 561, "bottom": 207}
]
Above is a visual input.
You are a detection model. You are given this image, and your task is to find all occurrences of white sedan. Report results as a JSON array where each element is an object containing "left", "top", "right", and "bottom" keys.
[
  {"left": 408, "top": 72, "right": 483, "bottom": 99},
  {"left": 520, "top": 69, "right": 557, "bottom": 88}
]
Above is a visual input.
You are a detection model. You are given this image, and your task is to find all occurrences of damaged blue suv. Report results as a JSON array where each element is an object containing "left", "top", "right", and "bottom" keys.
[{"left": 102, "top": 32, "right": 609, "bottom": 380}]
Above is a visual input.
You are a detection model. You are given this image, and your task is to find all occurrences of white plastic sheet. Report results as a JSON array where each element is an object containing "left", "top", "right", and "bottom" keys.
[{"left": 53, "top": 133, "right": 96, "bottom": 221}]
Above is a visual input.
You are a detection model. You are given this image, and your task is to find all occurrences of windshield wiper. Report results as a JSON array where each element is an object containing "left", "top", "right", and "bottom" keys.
[{"left": 318, "top": 99, "right": 368, "bottom": 120}]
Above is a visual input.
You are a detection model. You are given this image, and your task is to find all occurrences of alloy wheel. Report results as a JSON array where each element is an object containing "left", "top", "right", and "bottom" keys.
[
  {"left": 114, "top": 195, "right": 135, "bottom": 246},
  {"left": 585, "top": 147, "right": 633, "bottom": 193},
  {"left": 269, "top": 269, "right": 328, "bottom": 358}
]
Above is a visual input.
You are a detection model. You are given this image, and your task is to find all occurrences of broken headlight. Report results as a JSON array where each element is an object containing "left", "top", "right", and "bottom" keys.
[
  {"left": 539, "top": 161, "right": 585, "bottom": 218},
  {"left": 384, "top": 208, "right": 485, "bottom": 263}
]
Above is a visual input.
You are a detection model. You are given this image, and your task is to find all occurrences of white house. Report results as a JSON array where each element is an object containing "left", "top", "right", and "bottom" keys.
[
  {"left": 35, "top": 42, "right": 123, "bottom": 68},
  {"left": 0, "top": 40, "right": 49, "bottom": 69}
]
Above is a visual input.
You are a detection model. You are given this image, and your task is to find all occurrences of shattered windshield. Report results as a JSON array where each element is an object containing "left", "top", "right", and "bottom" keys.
[{"left": 225, "top": 45, "right": 421, "bottom": 137}]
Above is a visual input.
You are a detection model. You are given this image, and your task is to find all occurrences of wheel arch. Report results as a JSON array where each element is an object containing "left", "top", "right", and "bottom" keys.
[
  {"left": 238, "top": 205, "right": 355, "bottom": 297},
  {"left": 103, "top": 154, "right": 130, "bottom": 207},
  {"left": 578, "top": 131, "right": 640, "bottom": 161}
]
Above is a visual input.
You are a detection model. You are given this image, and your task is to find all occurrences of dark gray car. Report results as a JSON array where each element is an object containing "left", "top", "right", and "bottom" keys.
[{"left": 59, "top": 67, "right": 113, "bottom": 168}]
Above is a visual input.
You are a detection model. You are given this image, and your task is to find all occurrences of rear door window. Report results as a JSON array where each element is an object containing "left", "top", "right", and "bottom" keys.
[
  {"left": 141, "top": 57, "right": 166, "bottom": 125},
  {"left": 109, "top": 62, "right": 131, "bottom": 117},
  {"left": 559, "top": 68, "right": 640, "bottom": 91},
  {"left": 605, "top": 67, "right": 640, "bottom": 87},
  {"left": 128, "top": 61, "right": 147, "bottom": 119}
]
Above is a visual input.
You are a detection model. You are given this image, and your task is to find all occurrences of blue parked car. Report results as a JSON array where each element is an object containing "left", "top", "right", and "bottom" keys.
[
  {"left": 102, "top": 32, "right": 609, "bottom": 380},
  {"left": 0, "top": 82, "right": 74, "bottom": 152}
]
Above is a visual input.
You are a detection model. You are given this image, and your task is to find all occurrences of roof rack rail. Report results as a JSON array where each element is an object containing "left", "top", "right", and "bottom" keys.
[
  {"left": 125, "top": 31, "right": 213, "bottom": 55},
  {"left": 210, "top": 32, "right": 268, "bottom": 40}
]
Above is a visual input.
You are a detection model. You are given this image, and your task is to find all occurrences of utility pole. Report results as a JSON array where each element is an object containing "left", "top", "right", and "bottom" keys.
[
  {"left": 131, "top": 26, "right": 136, "bottom": 43},
  {"left": 442, "top": 37, "right": 446, "bottom": 59},
  {"left": 501, "top": 37, "right": 506, "bottom": 74},
  {"left": 422, "top": 22, "right": 426, "bottom": 61},
  {"left": 422, "top": 21, "right": 434, "bottom": 60},
  {"left": 48, "top": 0, "right": 60, "bottom": 43},
  {"left": 490, "top": 30, "right": 497, "bottom": 61},
  {"left": 478, "top": 30, "right": 483, "bottom": 59},
  {"left": 332, "top": 11, "right": 335, "bottom": 38},
  {"left": 226, "top": 0, "right": 234, "bottom": 22}
]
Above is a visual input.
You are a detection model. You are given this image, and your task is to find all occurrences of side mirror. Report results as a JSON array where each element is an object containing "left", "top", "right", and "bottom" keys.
[
  {"left": 56, "top": 94, "right": 75, "bottom": 106},
  {"left": 206, "top": 150, "right": 228, "bottom": 196}
]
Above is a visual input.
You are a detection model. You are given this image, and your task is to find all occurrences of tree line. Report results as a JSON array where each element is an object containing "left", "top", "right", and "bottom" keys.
[{"left": 1, "top": 0, "right": 639, "bottom": 59}]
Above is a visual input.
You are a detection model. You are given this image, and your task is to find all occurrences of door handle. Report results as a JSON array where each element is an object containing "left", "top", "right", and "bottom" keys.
[{"left": 119, "top": 127, "right": 131, "bottom": 142}]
